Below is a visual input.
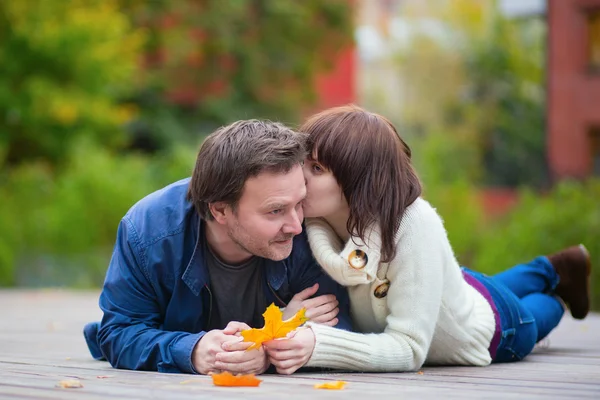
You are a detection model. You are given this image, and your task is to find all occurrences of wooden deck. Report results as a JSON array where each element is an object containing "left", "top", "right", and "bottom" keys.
[{"left": 1, "top": 289, "right": 599, "bottom": 399}]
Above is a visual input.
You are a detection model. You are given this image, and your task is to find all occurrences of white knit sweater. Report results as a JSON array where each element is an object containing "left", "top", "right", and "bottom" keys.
[{"left": 305, "top": 197, "right": 496, "bottom": 372}]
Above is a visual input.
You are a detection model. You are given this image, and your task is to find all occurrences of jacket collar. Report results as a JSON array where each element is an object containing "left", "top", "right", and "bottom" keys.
[{"left": 182, "top": 212, "right": 287, "bottom": 296}]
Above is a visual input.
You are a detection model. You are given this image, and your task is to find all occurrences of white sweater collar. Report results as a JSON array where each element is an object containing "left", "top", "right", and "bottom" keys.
[{"left": 305, "top": 217, "right": 384, "bottom": 286}]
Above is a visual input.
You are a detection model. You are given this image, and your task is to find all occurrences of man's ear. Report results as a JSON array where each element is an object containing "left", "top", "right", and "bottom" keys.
[{"left": 208, "top": 202, "right": 229, "bottom": 224}]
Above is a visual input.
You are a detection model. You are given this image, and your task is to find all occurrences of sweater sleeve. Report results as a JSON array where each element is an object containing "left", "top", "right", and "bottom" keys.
[{"left": 305, "top": 203, "right": 447, "bottom": 372}]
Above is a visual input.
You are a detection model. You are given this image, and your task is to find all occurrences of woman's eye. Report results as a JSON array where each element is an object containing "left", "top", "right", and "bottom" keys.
[{"left": 312, "top": 163, "right": 323, "bottom": 173}]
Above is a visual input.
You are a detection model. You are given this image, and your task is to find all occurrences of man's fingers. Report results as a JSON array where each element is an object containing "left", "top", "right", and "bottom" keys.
[
  {"left": 223, "top": 321, "right": 251, "bottom": 335},
  {"left": 216, "top": 348, "right": 261, "bottom": 363},
  {"left": 215, "top": 357, "right": 262, "bottom": 373},
  {"left": 321, "top": 317, "right": 339, "bottom": 327},
  {"left": 292, "top": 283, "right": 319, "bottom": 302}
]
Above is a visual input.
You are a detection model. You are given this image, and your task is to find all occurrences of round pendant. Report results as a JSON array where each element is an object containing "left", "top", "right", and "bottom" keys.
[
  {"left": 347, "top": 250, "right": 368, "bottom": 269},
  {"left": 374, "top": 280, "right": 390, "bottom": 298}
]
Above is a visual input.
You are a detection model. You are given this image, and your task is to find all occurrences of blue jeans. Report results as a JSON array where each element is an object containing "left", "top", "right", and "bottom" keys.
[{"left": 463, "top": 256, "right": 565, "bottom": 363}]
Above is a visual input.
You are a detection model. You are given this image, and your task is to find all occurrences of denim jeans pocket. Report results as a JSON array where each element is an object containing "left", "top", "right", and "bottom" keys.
[{"left": 498, "top": 319, "right": 536, "bottom": 362}]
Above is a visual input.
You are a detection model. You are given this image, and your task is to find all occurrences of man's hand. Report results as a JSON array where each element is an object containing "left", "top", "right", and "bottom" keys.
[
  {"left": 264, "top": 327, "right": 316, "bottom": 375},
  {"left": 215, "top": 337, "right": 270, "bottom": 375},
  {"left": 283, "top": 283, "right": 339, "bottom": 326},
  {"left": 192, "top": 329, "right": 239, "bottom": 375},
  {"left": 194, "top": 322, "right": 269, "bottom": 375}
]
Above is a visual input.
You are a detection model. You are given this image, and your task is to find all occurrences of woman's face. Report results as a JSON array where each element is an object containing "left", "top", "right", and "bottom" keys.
[{"left": 302, "top": 156, "right": 349, "bottom": 218}]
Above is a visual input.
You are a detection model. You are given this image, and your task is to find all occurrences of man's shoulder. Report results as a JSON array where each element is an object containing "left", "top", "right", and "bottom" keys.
[
  {"left": 123, "top": 178, "right": 195, "bottom": 247},
  {"left": 289, "top": 227, "right": 314, "bottom": 264}
]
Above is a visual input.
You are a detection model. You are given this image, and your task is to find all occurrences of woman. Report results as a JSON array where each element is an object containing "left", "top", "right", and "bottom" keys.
[{"left": 263, "top": 105, "right": 592, "bottom": 374}]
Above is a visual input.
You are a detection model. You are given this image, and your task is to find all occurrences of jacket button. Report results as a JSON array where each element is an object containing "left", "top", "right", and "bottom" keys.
[
  {"left": 374, "top": 280, "right": 390, "bottom": 298},
  {"left": 348, "top": 250, "right": 368, "bottom": 269}
]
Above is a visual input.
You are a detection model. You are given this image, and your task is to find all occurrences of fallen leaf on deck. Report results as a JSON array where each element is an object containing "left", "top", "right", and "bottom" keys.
[
  {"left": 241, "top": 303, "right": 307, "bottom": 350},
  {"left": 64, "top": 357, "right": 71, "bottom": 361},
  {"left": 211, "top": 371, "right": 262, "bottom": 387},
  {"left": 417, "top": 371, "right": 424, "bottom": 375},
  {"left": 314, "top": 380, "right": 346, "bottom": 390},
  {"left": 56, "top": 379, "right": 83, "bottom": 388},
  {"left": 96, "top": 375, "right": 113, "bottom": 379}
]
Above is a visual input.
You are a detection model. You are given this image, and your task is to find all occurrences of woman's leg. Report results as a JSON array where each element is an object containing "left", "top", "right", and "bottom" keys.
[
  {"left": 492, "top": 256, "right": 558, "bottom": 299},
  {"left": 520, "top": 293, "right": 564, "bottom": 342},
  {"left": 464, "top": 268, "right": 539, "bottom": 363},
  {"left": 493, "top": 245, "right": 591, "bottom": 319}
]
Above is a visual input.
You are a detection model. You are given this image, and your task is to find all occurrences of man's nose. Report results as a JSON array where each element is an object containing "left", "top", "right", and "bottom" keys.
[{"left": 283, "top": 209, "right": 303, "bottom": 235}]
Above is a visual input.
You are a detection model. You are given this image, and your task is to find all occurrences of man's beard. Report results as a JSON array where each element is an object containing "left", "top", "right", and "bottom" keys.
[{"left": 226, "top": 221, "right": 294, "bottom": 261}]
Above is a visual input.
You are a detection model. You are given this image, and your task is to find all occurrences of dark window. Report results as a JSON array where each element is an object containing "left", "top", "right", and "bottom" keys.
[
  {"left": 590, "top": 127, "right": 600, "bottom": 176},
  {"left": 588, "top": 10, "right": 600, "bottom": 72}
]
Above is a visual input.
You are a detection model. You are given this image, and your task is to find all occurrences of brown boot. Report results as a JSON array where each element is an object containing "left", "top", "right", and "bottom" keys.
[{"left": 547, "top": 244, "right": 592, "bottom": 320}]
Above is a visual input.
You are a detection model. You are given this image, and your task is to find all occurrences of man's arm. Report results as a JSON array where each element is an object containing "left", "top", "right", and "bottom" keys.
[{"left": 97, "top": 217, "right": 203, "bottom": 373}]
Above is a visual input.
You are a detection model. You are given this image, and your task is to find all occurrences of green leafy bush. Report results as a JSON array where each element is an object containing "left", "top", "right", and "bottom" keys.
[
  {"left": 0, "top": 142, "right": 196, "bottom": 287},
  {"left": 0, "top": 0, "right": 144, "bottom": 167}
]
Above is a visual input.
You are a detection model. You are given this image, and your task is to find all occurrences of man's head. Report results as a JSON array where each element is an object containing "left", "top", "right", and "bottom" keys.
[{"left": 187, "top": 120, "right": 307, "bottom": 262}]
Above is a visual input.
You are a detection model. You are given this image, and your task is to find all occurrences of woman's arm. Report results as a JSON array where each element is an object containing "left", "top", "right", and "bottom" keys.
[{"left": 273, "top": 201, "right": 448, "bottom": 372}]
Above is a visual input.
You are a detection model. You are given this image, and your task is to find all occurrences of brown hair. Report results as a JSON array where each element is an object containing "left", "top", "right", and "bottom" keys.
[
  {"left": 187, "top": 119, "right": 307, "bottom": 220},
  {"left": 300, "top": 105, "right": 422, "bottom": 263}
]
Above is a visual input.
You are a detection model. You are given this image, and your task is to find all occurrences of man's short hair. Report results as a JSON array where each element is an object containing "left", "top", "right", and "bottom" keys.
[{"left": 187, "top": 119, "right": 307, "bottom": 220}]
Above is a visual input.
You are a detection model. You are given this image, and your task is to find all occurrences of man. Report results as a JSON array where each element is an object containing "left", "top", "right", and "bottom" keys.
[{"left": 83, "top": 120, "right": 351, "bottom": 375}]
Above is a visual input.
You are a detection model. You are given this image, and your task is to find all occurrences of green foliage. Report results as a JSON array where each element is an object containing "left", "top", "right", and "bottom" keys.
[
  {"left": 119, "top": 0, "right": 353, "bottom": 144},
  {"left": 0, "top": 142, "right": 196, "bottom": 287},
  {"left": 392, "top": 0, "right": 546, "bottom": 188},
  {"left": 465, "top": 16, "right": 547, "bottom": 186},
  {"left": 0, "top": 0, "right": 144, "bottom": 167}
]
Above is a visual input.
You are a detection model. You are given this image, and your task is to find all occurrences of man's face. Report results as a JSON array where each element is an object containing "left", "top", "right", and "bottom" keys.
[{"left": 224, "top": 164, "right": 306, "bottom": 261}]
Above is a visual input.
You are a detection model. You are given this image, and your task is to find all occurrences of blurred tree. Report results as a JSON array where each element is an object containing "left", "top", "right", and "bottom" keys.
[
  {"left": 395, "top": 0, "right": 546, "bottom": 188},
  {"left": 0, "top": 0, "right": 145, "bottom": 167},
  {"left": 117, "top": 0, "right": 353, "bottom": 148},
  {"left": 465, "top": 9, "right": 547, "bottom": 187}
]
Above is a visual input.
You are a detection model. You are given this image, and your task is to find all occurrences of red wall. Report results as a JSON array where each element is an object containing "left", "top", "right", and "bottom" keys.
[
  {"left": 548, "top": 0, "right": 600, "bottom": 179},
  {"left": 311, "top": 47, "right": 356, "bottom": 113}
]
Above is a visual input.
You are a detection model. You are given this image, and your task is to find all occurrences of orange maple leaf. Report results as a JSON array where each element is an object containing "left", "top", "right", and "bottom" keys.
[
  {"left": 241, "top": 303, "right": 308, "bottom": 350},
  {"left": 211, "top": 371, "right": 262, "bottom": 387}
]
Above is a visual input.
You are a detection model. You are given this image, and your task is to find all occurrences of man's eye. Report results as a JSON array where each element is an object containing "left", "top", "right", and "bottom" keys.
[{"left": 270, "top": 209, "right": 283, "bottom": 215}]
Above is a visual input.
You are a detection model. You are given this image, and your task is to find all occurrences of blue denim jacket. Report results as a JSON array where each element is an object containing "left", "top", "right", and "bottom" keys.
[{"left": 83, "top": 178, "right": 351, "bottom": 374}]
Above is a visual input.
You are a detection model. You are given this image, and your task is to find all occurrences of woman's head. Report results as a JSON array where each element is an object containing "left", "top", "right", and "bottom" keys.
[{"left": 300, "top": 105, "right": 422, "bottom": 262}]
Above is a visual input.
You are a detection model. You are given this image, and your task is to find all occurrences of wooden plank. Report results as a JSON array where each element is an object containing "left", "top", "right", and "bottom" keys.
[{"left": 1, "top": 289, "right": 599, "bottom": 399}]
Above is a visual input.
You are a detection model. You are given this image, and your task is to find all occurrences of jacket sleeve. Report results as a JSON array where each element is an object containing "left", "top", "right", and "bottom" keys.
[
  {"left": 290, "top": 234, "right": 353, "bottom": 331},
  {"left": 97, "top": 217, "right": 204, "bottom": 374}
]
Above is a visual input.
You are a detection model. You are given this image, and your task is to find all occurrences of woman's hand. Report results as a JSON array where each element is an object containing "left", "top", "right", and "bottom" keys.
[
  {"left": 283, "top": 283, "right": 339, "bottom": 326},
  {"left": 264, "top": 327, "right": 316, "bottom": 375}
]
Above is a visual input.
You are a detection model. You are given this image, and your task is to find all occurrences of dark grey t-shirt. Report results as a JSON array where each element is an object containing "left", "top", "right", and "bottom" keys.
[{"left": 205, "top": 246, "right": 267, "bottom": 331}]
